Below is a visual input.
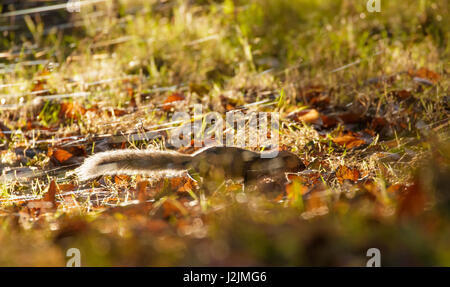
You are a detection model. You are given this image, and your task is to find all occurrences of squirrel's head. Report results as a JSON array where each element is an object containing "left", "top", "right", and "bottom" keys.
[{"left": 276, "top": 150, "right": 305, "bottom": 172}]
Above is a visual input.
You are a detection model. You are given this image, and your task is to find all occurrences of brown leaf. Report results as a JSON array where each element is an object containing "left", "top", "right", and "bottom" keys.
[
  {"left": 59, "top": 102, "right": 86, "bottom": 119},
  {"left": 220, "top": 95, "right": 240, "bottom": 111},
  {"left": 386, "top": 184, "right": 406, "bottom": 194},
  {"left": 287, "top": 109, "right": 320, "bottom": 124},
  {"left": 397, "top": 181, "right": 426, "bottom": 218},
  {"left": 332, "top": 132, "right": 365, "bottom": 149},
  {"left": 163, "top": 199, "right": 187, "bottom": 218},
  {"left": 178, "top": 178, "right": 196, "bottom": 193},
  {"left": 26, "top": 180, "right": 58, "bottom": 215},
  {"left": 65, "top": 146, "right": 86, "bottom": 157},
  {"left": 409, "top": 67, "right": 440, "bottom": 84},
  {"left": 162, "top": 92, "right": 185, "bottom": 112},
  {"left": 320, "top": 115, "right": 338, "bottom": 128},
  {"left": 390, "top": 90, "right": 412, "bottom": 100},
  {"left": 31, "top": 79, "right": 46, "bottom": 92},
  {"left": 137, "top": 180, "right": 149, "bottom": 203},
  {"left": 336, "top": 165, "right": 360, "bottom": 183},
  {"left": 305, "top": 191, "right": 327, "bottom": 212},
  {"left": 128, "top": 87, "right": 138, "bottom": 108},
  {"left": 44, "top": 180, "right": 57, "bottom": 204},
  {"left": 297, "top": 85, "right": 330, "bottom": 108},
  {"left": 49, "top": 148, "right": 74, "bottom": 163},
  {"left": 0, "top": 122, "right": 11, "bottom": 140},
  {"left": 114, "top": 175, "right": 131, "bottom": 186},
  {"left": 106, "top": 109, "right": 127, "bottom": 117},
  {"left": 287, "top": 172, "right": 321, "bottom": 187},
  {"left": 338, "top": 112, "right": 365, "bottom": 124},
  {"left": 56, "top": 183, "right": 77, "bottom": 192},
  {"left": 371, "top": 117, "right": 388, "bottom": 132}
]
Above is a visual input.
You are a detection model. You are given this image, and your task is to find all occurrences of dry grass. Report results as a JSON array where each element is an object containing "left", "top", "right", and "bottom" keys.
[{"left": 0, "top": 0, "right": 449, "bottom": 266}]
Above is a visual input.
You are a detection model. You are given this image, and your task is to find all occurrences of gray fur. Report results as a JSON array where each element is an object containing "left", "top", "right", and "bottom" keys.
[
  {"left": 74, "top": 149, "right": 192, "bottom": 181},
  {"left": 73, "top": 146, "right": 304, "bottom": 183}
]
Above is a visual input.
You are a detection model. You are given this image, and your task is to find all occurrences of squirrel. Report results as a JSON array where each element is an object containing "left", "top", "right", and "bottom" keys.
[{"left": 74, "top": 146, "right": 305, "bottom": 192}]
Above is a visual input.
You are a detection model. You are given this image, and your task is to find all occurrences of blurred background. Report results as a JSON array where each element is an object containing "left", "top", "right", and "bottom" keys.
[{"left": 0, "top": 0, "right": 448, "bottom": 266}]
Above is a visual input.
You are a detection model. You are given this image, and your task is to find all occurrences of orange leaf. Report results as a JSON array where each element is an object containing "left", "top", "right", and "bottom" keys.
[
  {"left": 56, "top": 183, "right": 77, "bottom": 192},
  {"left": 60, "top": 102, "right": 86, "bottom": 119},
  {"left": 114, "top": 175, "right": 131, "bottom": 186},
  {"left": 297, "top": 85, "right": 330, "bottom": 108},
  {"left": 332, "top": 133, "right": 365, "bottom": 149},
  {"left": 162, "top": 92, "right": 185, "bottom": 111},
  {"left": 409, "top": 67, "right": 440, "bottom": 84},
  {"left": 390, "top": 90, "right": 412, "bottom": 100},
  {"left": 137, "top": 180, "right": 149, "bottom": 203},
  {"left": 386, "top": 184, "right": 405, "bottom": 194},
  {"left": 44, "top": 180, "right": 57, "bottom": 204},
  {"left": 397, "top": 181, "right": 426, "bottom": 218},
  {"left": 50, "top": 148, "right": 74, "bottom": 163},
  {"left": 27, "top": 180, "right": 58, "bottom": 213},
  {"left": 305, "top": 191, "right": 327, "bottom": 212},
  {"left": 287, "top": 109, "right": 320, "bottom": 124},
  {"left": 336, "top": 165, "right": 360, "bottom": 183},
  {"left": 163, "top": 199, "right": 187, "bottom": 218},
  {"left": 320, "top": 115, "right": 338, "bottom": 128},
  {"left": 338, "top": 112, "right": 364, "bottom": 124}
]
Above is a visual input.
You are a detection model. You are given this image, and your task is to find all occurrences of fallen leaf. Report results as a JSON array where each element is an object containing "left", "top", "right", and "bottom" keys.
[
  {"left": 163, "top": 199, "right": 188, "bottom": 218},
  {"left": 287, "top": 109, "right": 320, "bottom": 124},
  {"left": 297, "top": 85, "right": 330, "bottom": 108},
  {"left": 336, "top": 165, "right": 360, "bottom": 183},
  {"left": 106, "top": 109, "right": 127, "bottom": 117},
  {"left": 56, "top": 183, "right": 77, "bottom": 192},
  {"left": 305, "top": 191, "right": 327, "bottom": 212},
  {"left": 287, "top": 172, "right": 321, "bottom": 187},
  {"left": 408, "top": 67, "right": 440, "bottom": 84},
  {"left": 26, "top": 180, "right": 58, "bottom": 215},
  {"left": 337, "top": 112, "right": 365, "bottom": 124},
  {"left": 220, "top": 95, "right": 240, "bottom": 111},
  {"left": 332, "top": 133, "right": 365, "bottom": 149},
  {"left": 115, "top": 175, "right": 131, "bottom": 186},
  {"left": 397, "top": 180, "right": 426, "bottom": 218},
  {"left": 320, "top": 115, "right": 339, "bottom": 128},
  {"left": 49, "top": 148, "right": 74, "bottom": 163},
  {"left": 390, "top": 90, "right": 412, "bottom": 100},
  {"left": 137, "top": 180, "right": 149, "bottom": 203},
  {"left": 371, "top": 117, "right": 388, "bottom": 132},
  {"left": 386, "top": 184, "right": 406, "bottom": 194},
  {"left": 44, "top": 180, "right": 57, "bottom": 204},
  {"left": 162, "top": 92, "right": 185, "bottom": 111},
  {"left": 60, "top": 102, "right": 86, "bottom": 119}
]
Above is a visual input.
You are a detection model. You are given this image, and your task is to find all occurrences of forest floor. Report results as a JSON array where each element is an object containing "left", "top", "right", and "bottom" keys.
[{"left": 0, "top": 0, "right": 449, "bottom": 266}]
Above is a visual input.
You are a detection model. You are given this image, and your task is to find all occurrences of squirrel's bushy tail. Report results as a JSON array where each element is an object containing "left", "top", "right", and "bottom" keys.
[{"left": 74, "top": 149, "right": 192, "bottom": 181}]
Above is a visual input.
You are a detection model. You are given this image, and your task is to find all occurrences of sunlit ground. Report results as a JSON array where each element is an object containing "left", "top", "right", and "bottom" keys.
[{"left": 0, "top": 0, "right": 448, "bottom": 266}]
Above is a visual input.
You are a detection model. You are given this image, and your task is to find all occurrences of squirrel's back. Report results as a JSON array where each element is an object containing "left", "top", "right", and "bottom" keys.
[
  {"left": 74, "top": 149, "right": 192, "bottom": 181},
  {"left": 74, "top": 146, "right": 304, "bottom": 182}
]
